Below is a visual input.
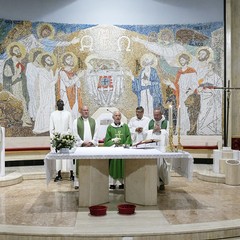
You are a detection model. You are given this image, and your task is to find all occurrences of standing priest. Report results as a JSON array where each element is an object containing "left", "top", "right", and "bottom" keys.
[
  {"left": 72, "top": 105, "right": 99, "bottom": 189},
  {"left": 50, "top": 99, "right": 74, "bottom": 182},
  {"left": 104, "top": 111, "right": 132, "bottom": 189}
]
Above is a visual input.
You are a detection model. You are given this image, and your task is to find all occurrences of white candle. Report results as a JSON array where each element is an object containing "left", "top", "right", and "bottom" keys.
[
  {"left": 177, "top": 105, "right": 181, "bottom": 128},
  {"left": 169, "top": 105, "right": 173, "bottom": 127}
]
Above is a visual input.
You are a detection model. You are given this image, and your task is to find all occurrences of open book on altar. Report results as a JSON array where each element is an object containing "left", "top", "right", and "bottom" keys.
[{"left": 133, "top": 139, "right": 160, "bottom": 149}]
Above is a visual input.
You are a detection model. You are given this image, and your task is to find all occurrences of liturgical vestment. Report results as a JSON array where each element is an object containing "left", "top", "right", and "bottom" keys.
[{"left": 104, "top": 123, "right": 132, "bottom": 179}]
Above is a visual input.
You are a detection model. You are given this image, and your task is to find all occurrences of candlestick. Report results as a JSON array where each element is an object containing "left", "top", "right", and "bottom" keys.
[
  {"left": 177, "top": 105, "right": 181, "bottom": 128},
  {"left": 169, "top": 105, "right": 173, "bottom": 127},
  {"left": 177, "top": 105, "right": 183, "bottom": 151},
  {"left": 166, "top": 126, "right": 175, "bottom": 152}
]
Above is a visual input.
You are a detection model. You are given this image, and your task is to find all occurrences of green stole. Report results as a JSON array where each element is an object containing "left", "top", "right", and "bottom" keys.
[
  {"left": 76, "top": 117, "right": 96, "bottom": 177},
  {"left": 77, "top": 117, "right": 96, "bottom": 139},
  {"left": 148, "top": 119, "right": 167, "bottom": 130}
]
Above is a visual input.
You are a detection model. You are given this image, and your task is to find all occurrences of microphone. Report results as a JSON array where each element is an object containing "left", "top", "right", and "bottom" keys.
[{"left": 107, "top": 108, "right": 114, "bottom": 114}]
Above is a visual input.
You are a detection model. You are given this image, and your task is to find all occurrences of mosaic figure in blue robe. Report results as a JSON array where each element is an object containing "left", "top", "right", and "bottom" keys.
[{"left": 132, "top": 53, "right": 162, "bottom": 118}]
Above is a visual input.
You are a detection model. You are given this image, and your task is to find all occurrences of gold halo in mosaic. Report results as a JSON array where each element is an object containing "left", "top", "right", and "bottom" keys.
[
  {"left": 196, "top": 46, "right": 214, "bottom": 62},
  {"left": 140, "top": 53, "right": 158, "bottom": 68},
  {"left": 37, "top": 23, "right": 55, "bottom": 39},
  {"left": 6, "top": 42, "right": 27, "bottom": 59},
  {"left": 60, "top": 52, "right": 78, "bottom": 68},
  {"left": 39, "top": 52, "right": 57, "bottom": 68},
  {"left": 158, "top": 28, "right": 174, "bottom": 43},
  {"left": 176, "top": 51, "right": 192, "bottom": 67},
  {"left": 28, "top": 48, "right": 44, "bottom": 62}
]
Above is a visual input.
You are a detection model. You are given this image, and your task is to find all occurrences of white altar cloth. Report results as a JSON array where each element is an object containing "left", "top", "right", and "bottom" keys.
[
  {"left": 44, "top": 147, "right": 193, "bottom": 184},
  {"left": 44, "top": 147, "right": 193, "bottom": 206}
]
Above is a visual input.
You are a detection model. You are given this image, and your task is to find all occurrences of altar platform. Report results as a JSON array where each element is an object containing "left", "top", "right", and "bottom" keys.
[{"left": 0, "top": 164, "right": 240, "bottom": 239}]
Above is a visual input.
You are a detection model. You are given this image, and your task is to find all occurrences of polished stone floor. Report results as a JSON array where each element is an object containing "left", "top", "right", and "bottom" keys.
[{"left": 1, "top": 164, "right": 240, "bottom": 239}]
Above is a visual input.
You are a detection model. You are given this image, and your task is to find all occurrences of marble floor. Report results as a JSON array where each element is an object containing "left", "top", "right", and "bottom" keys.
[{"left": 1, "top": 164, "right": 240, "bottom": 239}]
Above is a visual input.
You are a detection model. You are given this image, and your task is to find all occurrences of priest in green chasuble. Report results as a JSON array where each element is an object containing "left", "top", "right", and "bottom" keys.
[{"left": 104, "top": 111, "right": 132, "bottom": 189}]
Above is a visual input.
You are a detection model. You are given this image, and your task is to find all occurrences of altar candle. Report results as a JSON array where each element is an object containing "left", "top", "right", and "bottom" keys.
[
  {"left": 169, "top": 105, "right": 173, "bottom": 127},
  {"left": 177, "top": 105, "right": 181, "bottom": 128}
]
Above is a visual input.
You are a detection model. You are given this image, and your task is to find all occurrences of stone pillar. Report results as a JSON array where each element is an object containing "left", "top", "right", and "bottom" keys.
[
  {"left": 225, "top": 159, "right": 240, "bottom": 185},
  {"left": 231, "top": 0, "right": 240, "bottom": 146}
]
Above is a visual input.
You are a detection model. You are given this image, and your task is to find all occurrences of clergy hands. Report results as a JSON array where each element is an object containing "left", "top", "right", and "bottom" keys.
[
  {"left": 153, "top": 125, "right": 161, "bottom": 134},
  {"left": 135, "top": 127, "right": 143, "bottom": 133},
  {"left": 82, "top": 141, "right": 94, "bottom": 147},
  {"left": 112, "top": 137, "right": 121, "bottom": 144}
]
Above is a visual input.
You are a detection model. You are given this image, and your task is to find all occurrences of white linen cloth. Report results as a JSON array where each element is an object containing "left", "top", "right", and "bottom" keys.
[{"left": 44, "top": 147, "right": 193, "bottom": 185}]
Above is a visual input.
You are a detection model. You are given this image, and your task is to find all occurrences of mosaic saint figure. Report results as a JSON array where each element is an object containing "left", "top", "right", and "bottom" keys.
[
  {"left": 132, "top": 53, "right": 162, "bottom": 118},
  {"left": 164, "top": 53, "right": 199, "bottom": 135},
  {"left": 197, "top": 62, "right": 222, "bottom": 135},
  {"left": 3, "top": 42, "right": 32, "bottom": 127},
  {"left": 26, "top": 48, "right": 43, "bottom": 121},
  {"left": 33, "top": 53, "right": 59, "bottom": 134},
  {"left": 191, "top": 47, "right": 213, "bottom": 85},
  {"left": 132, "top": 29, "right": 185, "bottom": 67},
  {"left": 20, "top": 23, "right": 80, "bottom": 53},
  {"left": 57, "top": 52, "right": 83, "bottom": 120}
]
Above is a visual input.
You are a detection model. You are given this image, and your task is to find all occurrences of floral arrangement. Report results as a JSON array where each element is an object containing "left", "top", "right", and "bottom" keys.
[{"left": 50, "top": 132, "right": 76, "bottom": 152}]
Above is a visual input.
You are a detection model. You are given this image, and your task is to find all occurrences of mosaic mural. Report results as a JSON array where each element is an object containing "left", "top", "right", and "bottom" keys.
[{"left": 0, "top": 19, "right": 224, "bottom": 137}]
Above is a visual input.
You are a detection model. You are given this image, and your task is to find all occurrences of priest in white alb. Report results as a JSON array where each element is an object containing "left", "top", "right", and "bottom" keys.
[
  {"left": 128, "top": 106, "right": 150, "bottom": 145},
  {"left": 50, "top": 99, "right": 73, "bottom": 182}
]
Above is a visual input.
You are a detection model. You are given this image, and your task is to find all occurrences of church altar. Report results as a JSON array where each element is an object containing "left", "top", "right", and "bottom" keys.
[{"left": 44, "top": 147, "right": 193, "bottom": 206}]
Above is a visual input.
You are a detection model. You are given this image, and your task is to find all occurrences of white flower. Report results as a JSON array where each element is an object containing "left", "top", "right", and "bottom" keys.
[{"left": 50, "top": 132, "right": 76, "bottom": 152}]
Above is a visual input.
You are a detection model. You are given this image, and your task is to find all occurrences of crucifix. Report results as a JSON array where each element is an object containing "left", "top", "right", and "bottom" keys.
[{"left": 214, "top": 80, "right": 240, "bottom": 147}]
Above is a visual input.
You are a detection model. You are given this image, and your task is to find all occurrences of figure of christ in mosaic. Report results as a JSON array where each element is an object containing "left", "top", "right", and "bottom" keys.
[
  {"left": 132, "top": 29, "right": 186, "bottom": 67},
  {"left": 2, "top": 42, "right": 32, "bottom": 127},
  {"left": 197, "top": 62, "right": 223, "bottom": 135},
  {"left": 84, "top": 54, "right": 124, "bottom": 107},
  {"left": 57, "top": 52, "right": 83, "bottom": 120},
  {"left": 164, "top": 53, "right": 199, "bottom": 135},
  {"left": 33, "top": 53, "right": 59, "bottom": 134},
  {"left": 191, "top": 47, "right": 213, "bottom": 83},
  {"left": 131, "top": 53, "right": 162, "bottom": 119},
  {"left": 177, "top": 53, "right": 200, "bottom": 135},
  {"left": 19, "top": 23, "right": 80, "bottom": 53},
  {"left": 25, "top": 48, "right": 43, "bottom": 121},
  {"left": 190, "top": 47, "right": 223, "bottom": 135}
]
